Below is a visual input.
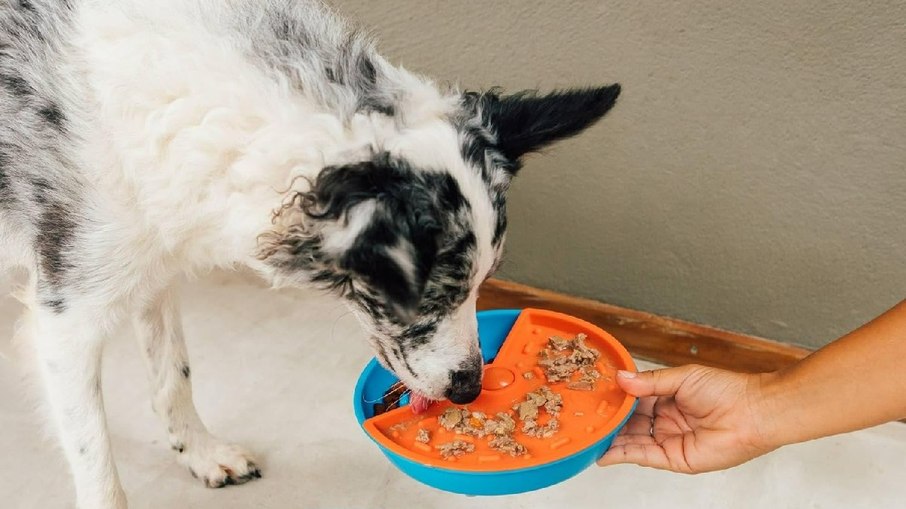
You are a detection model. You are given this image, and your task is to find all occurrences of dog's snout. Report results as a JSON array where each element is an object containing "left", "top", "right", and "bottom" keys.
[{"left": 446, "top": 366, "right": 483, "bottom": 405}]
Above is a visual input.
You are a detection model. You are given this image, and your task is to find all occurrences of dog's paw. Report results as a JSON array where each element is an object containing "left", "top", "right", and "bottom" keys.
[{"left": 177, "top": 437, "right": 262, "bottom": 488}]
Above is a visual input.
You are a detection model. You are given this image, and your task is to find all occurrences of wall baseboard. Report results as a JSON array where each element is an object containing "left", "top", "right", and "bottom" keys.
[{"left": 477, "top": 279, "right": 811, "bottom": 373}]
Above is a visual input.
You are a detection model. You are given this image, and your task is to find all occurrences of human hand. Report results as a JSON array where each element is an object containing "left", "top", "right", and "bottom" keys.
[{"left": 597, "top": 365, "right": 776, "bottom": 473}]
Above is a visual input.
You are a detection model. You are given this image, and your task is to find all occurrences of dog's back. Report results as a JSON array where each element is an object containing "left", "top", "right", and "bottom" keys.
[{"left": 0, "top": 1, "right": 83, "bottom": 277}]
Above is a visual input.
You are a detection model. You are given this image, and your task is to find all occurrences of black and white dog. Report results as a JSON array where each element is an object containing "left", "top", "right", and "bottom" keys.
[{"left": 0, "top": 1, "right": 619, "bottom": 507}]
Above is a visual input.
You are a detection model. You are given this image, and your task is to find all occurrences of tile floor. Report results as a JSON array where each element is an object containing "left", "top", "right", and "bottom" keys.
[{"left": 1, "top": 271, "right": 904, "bottom": 508}]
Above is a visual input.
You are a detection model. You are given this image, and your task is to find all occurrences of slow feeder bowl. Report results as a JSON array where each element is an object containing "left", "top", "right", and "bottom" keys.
[{"left": 353, "top": 308, "right": 637, "bottom": 496}]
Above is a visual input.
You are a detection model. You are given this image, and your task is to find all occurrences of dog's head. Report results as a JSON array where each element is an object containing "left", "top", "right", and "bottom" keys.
[{"left": 258, "top": 84, "right": 620, "bottom": 404}]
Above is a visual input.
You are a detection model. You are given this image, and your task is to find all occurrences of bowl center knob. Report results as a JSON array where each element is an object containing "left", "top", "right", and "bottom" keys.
[{"left": 482, "top": 366, "right": 516, "bottom": 391}]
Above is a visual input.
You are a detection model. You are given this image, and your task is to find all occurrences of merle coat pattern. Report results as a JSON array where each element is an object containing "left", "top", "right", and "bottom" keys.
[{"left": 0, "top": 1, "right": 620, "bottom": 507}]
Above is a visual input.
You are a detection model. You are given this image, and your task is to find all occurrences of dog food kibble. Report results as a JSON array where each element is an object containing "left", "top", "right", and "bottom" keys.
[
  {"left": 438, "top": 440, "right": 475, "bottom": 459},
  {"left": 489, "top": 435, "right": 528, "bottom": 456},
  {"left": 438, "top": 408, "right": 470, "bottom": 433},
  {"left": 435, "top": 406, "right": 529, "bottom": 458},
  {"left": 548, "top": 335, "right": 571, "bottom": 351},
  {"left": 438, "top": 408, "right": 515, "bottom": 438},
  {"left": 415, "top": 428, "right": 430, "bottom": 444},
  {"left": 510, "top": 386, "right": 561, "bottom": 439},
  {"left": 516, "top": 400, "right": 539, "bottom": 421},
  {"left": 513, "top": 385, "right": 563, "bottom": 416},
  {"left": 537, "top": 333, "right": 601, "bottom": 386},
  {"left": 522, "top": 415, "right": 560, "bottom": 439},
  {"left": 489, "top": 412, "right": 517, "bottom": 435}
]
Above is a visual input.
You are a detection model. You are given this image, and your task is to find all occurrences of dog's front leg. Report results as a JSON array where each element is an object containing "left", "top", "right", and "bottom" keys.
[
  {"left": 133, "top": 288, "right": 261, "bottom": 488},
  {"left": 32, "top": 307, "right": 127, "bottom": 509}
]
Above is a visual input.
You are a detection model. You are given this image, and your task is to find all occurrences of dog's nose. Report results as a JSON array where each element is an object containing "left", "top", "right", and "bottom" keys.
[{"left": 446, "top": 367, "right": 483, "bottom": 404}]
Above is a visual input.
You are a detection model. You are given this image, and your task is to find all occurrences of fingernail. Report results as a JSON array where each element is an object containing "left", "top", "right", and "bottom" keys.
[{"left": 617, "top": 370, "right": 637, "bottom": 379}]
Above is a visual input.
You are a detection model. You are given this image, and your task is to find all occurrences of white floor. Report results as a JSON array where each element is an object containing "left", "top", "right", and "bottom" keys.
[{"left": 1, "top": 271, "right": 904, "bottom": 509}]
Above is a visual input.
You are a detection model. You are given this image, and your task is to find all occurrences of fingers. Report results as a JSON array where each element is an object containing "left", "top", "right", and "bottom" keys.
[
  {"left": 600, "top": 365, "right": 710, "bottom": 471},
  {"left": 600, "top": 432, "right": 695, "bottom": 472},
  {"left": 611, "top": 433, "right": 656, "bottom": 447},
  {"left": 621, "top": 413, "right": 656, "bottom": 437},
  {"left": 634, "top": 394, "right": 657, "bottom": 418},
  {"left": 653, "top": 397, "right": 694, "bottom": 434},
  {"left": 597, "top": 442, "right": 671, "bottom": 469},
  {"left": 616, "top": 365, "right": 703, "bottom": 398}
]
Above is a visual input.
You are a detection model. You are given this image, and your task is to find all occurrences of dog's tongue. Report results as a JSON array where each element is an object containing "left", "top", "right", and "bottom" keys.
[{"left": 409, "top": 391, "right": 434, "bottom": 414}]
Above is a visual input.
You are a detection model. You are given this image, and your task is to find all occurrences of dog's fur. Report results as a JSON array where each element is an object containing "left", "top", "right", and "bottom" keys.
[{"left": 0, "top": 1, "right": 620, "bottom": 507}]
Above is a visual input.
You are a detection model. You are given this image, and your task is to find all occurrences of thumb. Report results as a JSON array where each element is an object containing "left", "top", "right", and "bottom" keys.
[{"left": 616, "top": 365, "right": 700, "bottom": 398}]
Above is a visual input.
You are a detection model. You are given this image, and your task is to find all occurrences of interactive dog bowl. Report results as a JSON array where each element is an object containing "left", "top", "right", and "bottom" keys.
[{"left": 353, "top": 308, "right": 637, "bottom": 496}]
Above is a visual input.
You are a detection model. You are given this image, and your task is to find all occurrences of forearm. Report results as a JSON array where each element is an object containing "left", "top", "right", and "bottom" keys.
[{"left": 757, "top": 299, "right": 906, "bottom": 449}]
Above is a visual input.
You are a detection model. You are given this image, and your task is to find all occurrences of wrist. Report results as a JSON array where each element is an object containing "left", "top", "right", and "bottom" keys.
[{"left": 745, "top": 370, "right": 798, "bottom": 453}]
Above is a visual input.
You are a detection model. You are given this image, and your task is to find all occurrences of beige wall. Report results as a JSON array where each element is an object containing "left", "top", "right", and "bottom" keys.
[{"left": 332, "top": 0, "right": 906, "bottom": 348}]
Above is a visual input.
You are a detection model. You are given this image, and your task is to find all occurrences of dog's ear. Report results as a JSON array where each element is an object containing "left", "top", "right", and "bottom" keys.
[
  {"left": 301, "top": 157, "right": 441, "bottom": 323},
  {"left": 481, "top": 84, "right": 621, "bottom": 165}
]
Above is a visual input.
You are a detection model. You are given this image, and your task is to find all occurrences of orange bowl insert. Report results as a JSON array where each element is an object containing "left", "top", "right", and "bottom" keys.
[{"left": 363, "top": 308, "right": 636, "bottom": 471}]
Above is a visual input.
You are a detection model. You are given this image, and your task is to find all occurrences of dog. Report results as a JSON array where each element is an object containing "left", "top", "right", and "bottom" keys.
[{"left": 0, "top": 1, "right": 620, "bottom": 507}]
